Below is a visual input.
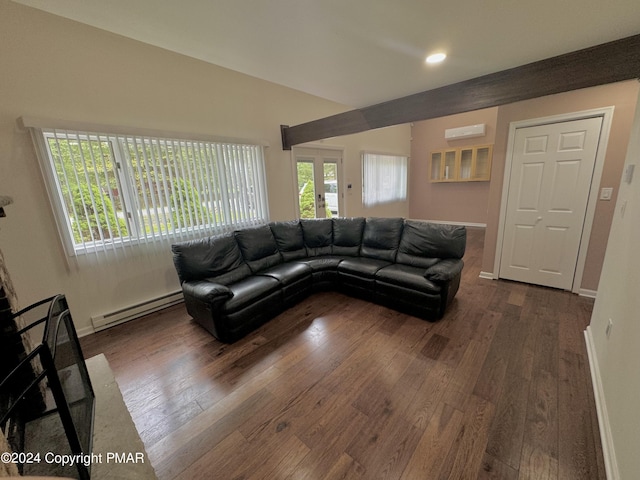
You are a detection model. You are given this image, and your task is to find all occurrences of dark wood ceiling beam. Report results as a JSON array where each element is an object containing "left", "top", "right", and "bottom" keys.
[{"left": 281, "top": 34, "right": 640, "bottom": 150}]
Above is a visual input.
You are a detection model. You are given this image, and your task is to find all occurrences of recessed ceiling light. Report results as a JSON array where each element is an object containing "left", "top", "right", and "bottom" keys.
[{"left": 426, "top": 53, "right": 447, "bottom": 64}]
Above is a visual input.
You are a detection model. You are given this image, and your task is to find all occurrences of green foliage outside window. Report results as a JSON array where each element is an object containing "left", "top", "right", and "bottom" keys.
[
  {"left": 68, "top": 182, "right": 127, "bottom": 243},
  {"left": 298, "top": 182, "right": 331, "bottom": 219},
  {"left": 298, "top": 182, "right": 315, "bottom": 219},
  {"left": 50, "top": 137, "right": 128, "bottom": 243},
  {"left": 170, "top": 177, "right": 210, "bottom": 229}
]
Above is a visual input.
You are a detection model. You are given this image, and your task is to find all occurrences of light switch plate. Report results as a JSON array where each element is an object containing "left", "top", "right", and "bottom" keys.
[{"left": 600, "top": 187, "right": 613, "bottom": 200}]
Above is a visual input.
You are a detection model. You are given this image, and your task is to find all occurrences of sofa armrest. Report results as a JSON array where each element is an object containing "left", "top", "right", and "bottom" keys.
[
  {"left": 182, "top": 280, "right": 233, "bottom": 304},
  {"left": 424, "top": 259, "right": 464, "bottom": 283}
]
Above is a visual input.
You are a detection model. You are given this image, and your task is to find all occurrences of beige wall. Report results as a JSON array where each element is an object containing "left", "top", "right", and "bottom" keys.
[
  {"left": 482, "top": 81, "right": 639, "bottom": 291},
  {"left": 410, "top": 108, "right": 499, "bottom": 224},
  {"left": 587, "top": 91, "right": 640, "bottom": 480},
  {"left": 0, "top": 1, "right": 409, "bottom": 335},
  {"left": 409, "top": 81, "right": 638, "bottom": 292},
  {"left": 296, "top": 128, "right": 411, "bottom": 220}
]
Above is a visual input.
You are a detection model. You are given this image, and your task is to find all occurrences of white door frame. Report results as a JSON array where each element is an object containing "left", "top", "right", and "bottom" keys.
[
  {"left": 493, "top": 107, "right": 615, "bottom": 294},
  {"left": 291, "top": 144, "right": 345, "bottom": 218}
]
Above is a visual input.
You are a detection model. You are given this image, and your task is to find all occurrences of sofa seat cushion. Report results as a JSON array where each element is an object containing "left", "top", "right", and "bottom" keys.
[
  {"left": 222, "top": 275, "right": 281, "bottom": 313},
  {"left": 258, "top": 262, "right": 313, "bottom": 286},
  {"left": 375, "top": 264, "right": 441, "bottom": 293},
  {"left": 338, "top": 257, "right": 391, "bottom": 278},
  {"left": 298, "top": 256, "right": 344, "bottom": 272}
]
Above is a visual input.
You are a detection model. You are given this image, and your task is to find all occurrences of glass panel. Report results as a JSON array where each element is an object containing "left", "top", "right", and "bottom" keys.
[
  {"left": 54, "top": 314, "right": 94, "bottom": 458},
  {"left": 22, "top": 377, "right": 77, "bottom": 479},
  {"left": 363, "top": 153, "right": 407, "bottom": 206},
  {"left": 46, "top": 134, "right": 127, "bottom": 245},
  {"left": 430, "top": 152, "right": 441, "bottom": 181},
  {"left": 460, "top": 149, "right": 473, "bottom": 180},
  {"left": 42, "top": 130, "right": 269, "bottom": 255},
  {"left": 323, "top": 161, "right": 338, "bottom": 217},
  {"left": 475, "top": 147, "right": 491, "bottom": 180},
  {"left": 296, "top": 160, "right": 316, "bottom": 219},
  {"left": 444, "top": 150, "right": 456, "bottom": 180}
]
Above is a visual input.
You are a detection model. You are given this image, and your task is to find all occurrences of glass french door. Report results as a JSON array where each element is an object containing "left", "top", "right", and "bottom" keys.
[{"left": 294, "top": 148, "right": 342, "bottom": 219}]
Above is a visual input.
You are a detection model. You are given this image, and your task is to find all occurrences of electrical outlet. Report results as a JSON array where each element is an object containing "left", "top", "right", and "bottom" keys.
[{"left": 606, "top": 318, "right": 613, "bottom": 339}]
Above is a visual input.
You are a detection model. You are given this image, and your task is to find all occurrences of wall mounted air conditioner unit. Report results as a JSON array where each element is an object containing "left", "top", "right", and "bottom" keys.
[{"left": 444, "top": 124, "right": 486, "bottom": 140}]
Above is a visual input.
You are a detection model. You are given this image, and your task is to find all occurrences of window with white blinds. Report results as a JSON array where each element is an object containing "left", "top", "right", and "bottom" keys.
[
  {"left": 362, "top": 152, "right": 408, "bottom": 207},
  {"left": 31, "top": 128, "right": 269, "bottom": 256}
]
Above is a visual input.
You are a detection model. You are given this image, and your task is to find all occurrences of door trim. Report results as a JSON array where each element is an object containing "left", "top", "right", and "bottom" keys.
[
  {"left": 494, "top": 107, "right": 614, "bottom": 293},
  {"left": 291, "top": 144, "right": 345, "bottom": 219}
]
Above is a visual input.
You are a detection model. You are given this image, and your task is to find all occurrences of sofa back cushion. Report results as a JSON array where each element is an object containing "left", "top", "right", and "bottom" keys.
[
  {"left": 332, "top": 217, "right": 365, "bottom": 256},
  {"left": 360, "top": 217, "right": 404, "bottom": 262},
  {"left": 301, "top": 219, "right": 333, "bottom": 256},
  {"left": 397, "top": 220, "right": 466, "bottom": 268},
  {"left": 270, "top": 221, "right": 307, "bottom": 261},
  {"left": 234, "top": 225, "right": 282, "bottom": 273},
  {"left": 172, "top": 234, "right": 250, "bottom": 284}
]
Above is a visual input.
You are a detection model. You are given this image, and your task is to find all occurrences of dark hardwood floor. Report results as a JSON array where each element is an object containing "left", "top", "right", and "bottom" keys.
[{"left": 81, "top": 227, "right": 605, "bottom": 480}]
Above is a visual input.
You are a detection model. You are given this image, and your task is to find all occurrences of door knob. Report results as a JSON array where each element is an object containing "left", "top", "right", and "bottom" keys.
[{"left": 536, "top": 216, "right": 543, "bottom": 223}]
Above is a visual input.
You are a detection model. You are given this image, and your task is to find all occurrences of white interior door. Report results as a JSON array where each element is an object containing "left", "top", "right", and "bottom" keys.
[{"left": 499, "top": 117, "right": 603, "bottom": 289}]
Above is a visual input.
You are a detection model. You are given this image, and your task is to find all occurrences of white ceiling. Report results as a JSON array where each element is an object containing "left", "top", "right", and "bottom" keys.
[{"left": 13, "top": 0, "right": 640, "bottom": 108}]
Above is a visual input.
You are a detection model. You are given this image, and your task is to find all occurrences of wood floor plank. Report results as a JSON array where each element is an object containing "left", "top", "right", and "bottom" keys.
[
  {"left": 235, "top": 433, "right": 310, "bottom": 480},
  {"left": 438, "top": 394, "right": 496, "bottom": 480},
  {"left": 518, "top": 443, "right": 559, "bottom": 480},
  {"left": 441, "top": 337, "right": 494, "bottom": 411},
  {"left": 173, "top": 429, "right": 248, "bottom": 480},
  {"left": 472, "top": 313, "right": 510, "bottom": 403},
  {"left": 287, "top": 397, "right": 369, "bottom": 479},
  {"left": 146, "top": 365, "right": 283, "bottom": 471},
  {"left": 136, "top": 398, "right": 204, "bottom": 448},
  {"left": 400, "top": 401, "right": 464, "bottom": 480},
  {"left": 484, "top": 372, "right": 530, "bottom": 470},
  {"left": 403, "top": 360, "right": 454, "bottom": 430},
  {"left": 421, "top": 333, "right": 450, "bottom": 360},
  {"left": 323, "top": 453, "right": 366, "bottom": 480},
  {"left": 79, "top": 227, "right": 605, "bottom": 480},
  {"left": 346, "top": 410, "right": 422, "bottom": 480},
  {"left": 477, "top": 453, "right": 518, "bottom": 480},
  {"left": 152, "top": 387, "right": 275, "bottom": 479},
  {"left": 522, "top": 368, "right": 558, "bottom": 461},
  {"left": 558, "top": 350, "right": 602, "bottom": 480}
]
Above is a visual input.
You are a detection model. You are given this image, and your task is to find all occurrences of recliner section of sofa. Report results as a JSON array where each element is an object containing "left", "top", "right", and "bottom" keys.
[{"left": 171, "top": 217, "right": 466, "bottom": 343}]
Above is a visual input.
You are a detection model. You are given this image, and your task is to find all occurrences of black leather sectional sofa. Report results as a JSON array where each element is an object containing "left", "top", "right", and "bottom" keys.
[{"left": 171, "top": 217, "right": 466, "bottom": 343}]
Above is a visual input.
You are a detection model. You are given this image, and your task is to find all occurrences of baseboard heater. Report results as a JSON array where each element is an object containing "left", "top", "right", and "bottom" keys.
[{"left": 90, "top": 290, "right": 184, "bottom": 332}]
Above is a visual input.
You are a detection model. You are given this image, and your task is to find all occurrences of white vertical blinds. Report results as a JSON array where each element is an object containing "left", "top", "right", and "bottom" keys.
[
  {"left": 34, "top": 128, "right": 269, "bottom": 257},
  {"left": 362, "top": 152, "right": 408, "bottom": 207}
]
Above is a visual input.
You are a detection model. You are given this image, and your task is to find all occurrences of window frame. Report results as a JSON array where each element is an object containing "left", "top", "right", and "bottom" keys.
[
  {"left": 361, "top": 151, "right": 409, "bottom": 207},
  {"left": 27, "top": 120, "right": 270, "bottom": 257}
]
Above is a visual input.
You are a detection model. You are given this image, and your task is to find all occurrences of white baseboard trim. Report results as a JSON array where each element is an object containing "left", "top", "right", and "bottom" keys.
[
  {"left": 76, "top": 325, "right": 95, "bottom": 338},
  {"left": 90, "top": 290, "right": 184, "bottom": 333},
  {"left": 579, "top": 288, "right": 598, "bottom": 298},
  {"left": 584, "top": 326, "right": 618, "bottom": 480},
  {"left": 479, "top": 271, "right": 495, "bottom": 280}
]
